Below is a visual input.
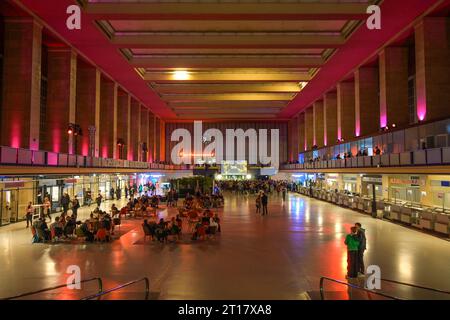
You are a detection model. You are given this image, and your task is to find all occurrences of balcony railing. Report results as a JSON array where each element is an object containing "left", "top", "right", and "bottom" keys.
[
  {"left": 281, "top": 147, "right": 450, "bottom": 171},
  {"left": 0, "top": 146, "right": 192, "bottom": 171}
]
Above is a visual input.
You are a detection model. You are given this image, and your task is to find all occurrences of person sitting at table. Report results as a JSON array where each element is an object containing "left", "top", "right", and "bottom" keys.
[
  {"left": 201, "top": 212, "right": 210, "bottom": 226},
  {"left": 50, "top": 216, "right": 64, "bottom": 241},
  {"left": 191, "top": 222, "right": 206, "bottom": 241},
  {"left": 151, "top": 195, "right": 159, "bottom": 208},
  {"left": 155, "top": 218, "right": 168, "bottom": 243},
  {"left": 95, "top": 225, "right": 108, "bottom": 242},
  {"left": 111, "top": 204, "right": 119, "bottom": 217},
  {"left": 80, "top": 220, "right": 94, "bottom": 242},
  {"left": 213, "top": 213, "right": 221, "bottom": 233},
  {"left": 169, "top": 217, "right": 181, "bottom": 241},
  {"left": 143, "top": 219, "right": 156, "bottom": 241}
]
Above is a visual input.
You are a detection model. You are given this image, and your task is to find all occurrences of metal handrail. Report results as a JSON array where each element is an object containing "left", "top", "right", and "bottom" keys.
[
  {"left": 381, "top": 278, "right": 450, "bottom": 295},
  {"left": 2, "top": 277, "right": 103, "bottom": 300},
  {"left": 319, "top": 276, "right": 401, "bottom": 301},
  {"left": 80, "top": 277, "right": 150, "bottom": 300}
]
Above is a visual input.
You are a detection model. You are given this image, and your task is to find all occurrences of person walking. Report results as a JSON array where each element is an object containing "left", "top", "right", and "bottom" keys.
[
  {"left": 261, "top": 192, "right": 268, "bottom": 216},
  {"left": 61, "top": 193, "right": 70, "bottom": 214},
  {"left": 43, "top": 197, "right": 52, "bottom": 222},
  {"left": 72, "top": 197, "right": 80, "bottom": 218},
  {"left": 282, "top": 186, "right": 287, "bottom": 201},
  {"left": 25, "top": 202, "right": 34, "bottom": 228},
  {"left": 344, "top": 226, "right": 360, "bottom": 279},
  {"left": 355, "top": 223, "right": 367, "bottom": 276},
  {"left": 96, "top": 193, "right": 103, "bottom": 208}
]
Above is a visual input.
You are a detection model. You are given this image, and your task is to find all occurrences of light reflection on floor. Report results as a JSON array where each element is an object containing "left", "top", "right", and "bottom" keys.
[{"left": 0, "top": 192, "right": 449, "bottom": 300}]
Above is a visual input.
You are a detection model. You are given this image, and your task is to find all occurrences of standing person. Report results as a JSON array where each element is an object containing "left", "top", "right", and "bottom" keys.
[
  {"left": 109, "top": 187, "right": 115, "bottom": 200},
  {"left": 25, "top": 202, "right": 34, "bottom": 228},
  {"left": 61, "top": 193, "right": 70, "bottom": 214},
  {"left": 116, "top": 187, "right": 121, "bottom": 200},
  {"left": 125, "top": 185, "right": 129, "bottom": 198},
  {"left": 261, "top": 192, "right": 268, "bottom": 216},
  {"left": 282, "top": 186, "right": 287, "bottom": 201},
  {"left": 85, "top": 189, "right": 92, "bottom": 207},
  {"left": 355, "top": 223, "right": 367, "bottom": 276},
  {"left": 255, "top": 194, "right": 261, "bottom": 214},
  {"left": 344, "top": 226, "right": 360, "bottom": 279},
  {"left": 43, "top": 197, "right": 52, "bottom": 222},
  {"left": 96, "top": 193, "right": 103, "bottom": 208},
  {"left": 71, "top": 196, "right": 80, "bottom": 218}
]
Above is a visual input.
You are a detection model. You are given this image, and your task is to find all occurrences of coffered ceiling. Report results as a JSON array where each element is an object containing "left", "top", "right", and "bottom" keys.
[{"left": 80, "top": 0, "right": 376, "bottom": 119}]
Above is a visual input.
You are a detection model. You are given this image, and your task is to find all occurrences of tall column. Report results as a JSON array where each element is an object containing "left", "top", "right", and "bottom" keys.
[
  {"left": 337, "top": 82, "right": 355, "bottom": 141},
  {"left": 160, "top": 120, "right": 166, "bottom": 162},
  {"left": 313, "top": 100, "right": 324, "bottom": 148},
  {"left": 94, "top": 69, "right": 101, "bottom": 157},
  {"left": 129, "top": 98, "right": 140, "bottom": 161},
  {"left": 379, "top": 47, "right": 409, "bottom": 128},
  {"left": 126, "top": 95, "right": 132, "bottom": 160},
  {"left": 1, "top": 19, "right": 42, "bottom": 150},
  {"left": 140, "top": 107, "right": 149, "bottom": 162},
  {"left": 155, "top": 118, "right": 161, "bottom": 162},
  {"left": 305, "top": 107, "right": 314, "bottom": 151},
  {"left": 298, "top": 113, "right": 305, "bottom": 152},
  {"left": 324, "top": 92, "right": 337, "bottom": 146},
  {"left": 292, "top": 116, "right": 298, "bottom": 161},
  {"left": 148, "top": 112, "right": 155, "bottom": 162},
  {"left": 117, "top": 89, "right": 128, "bottom": 159},
  {"left": 355, "top": 67, "right": 379, "bottom": 137},
  {"left": 100, "top": 78, "right": 116, "bottom": 158},
  {"left": 44, "top": 48, "right": 77, "bottom": 154},
  {"left": 112, "top": 83, "right": 118, "bottom": 159},
  {"left": 415, "top": 18, "right": 450, "bottom": 122},
  {"left": 288, "top": 119, "right": 293, "bottom": 161},
  {"left": 75, "top": 61, "right": 100, "bottom": 156}
]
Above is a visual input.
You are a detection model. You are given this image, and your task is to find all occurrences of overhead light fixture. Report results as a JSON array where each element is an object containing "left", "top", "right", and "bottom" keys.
[{"left": 173, "top": 70, "right": 190, "bottom": 80}]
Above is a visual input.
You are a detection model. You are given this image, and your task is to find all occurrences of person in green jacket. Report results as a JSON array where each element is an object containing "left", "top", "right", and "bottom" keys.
[{"left": 345, "top": 226, "right": 360, "bottom": 279}]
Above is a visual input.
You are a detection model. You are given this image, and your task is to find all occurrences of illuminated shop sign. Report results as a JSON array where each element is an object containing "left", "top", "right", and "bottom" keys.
[{"left": 390, "top": 176, "right": 425, "bottom": 186}]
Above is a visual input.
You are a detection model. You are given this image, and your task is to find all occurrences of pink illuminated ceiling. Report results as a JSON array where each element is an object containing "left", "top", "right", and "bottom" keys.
[{"left": 10, "top": 0, "right": 450, "bottom": 120}]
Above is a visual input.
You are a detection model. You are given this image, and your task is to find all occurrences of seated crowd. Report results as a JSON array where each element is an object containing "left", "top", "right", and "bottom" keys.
[{"left": 31, "top": 206, "right": 120, "bottom": 243}]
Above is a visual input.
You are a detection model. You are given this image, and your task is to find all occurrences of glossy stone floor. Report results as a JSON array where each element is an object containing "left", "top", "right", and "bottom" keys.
[{"left": 0, "top": 192, "right": 449, "bottom": 300}]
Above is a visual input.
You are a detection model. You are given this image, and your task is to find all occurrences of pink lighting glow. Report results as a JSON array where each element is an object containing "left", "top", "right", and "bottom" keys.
[
  {"left": 102, "top": 146, "right": 108, "bottom": 158},
  {"left": 52, "top": 129, "right": 61, "bottom": 153}
]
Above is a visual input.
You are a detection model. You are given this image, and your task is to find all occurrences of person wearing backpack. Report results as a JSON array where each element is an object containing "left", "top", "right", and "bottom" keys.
[{"left": 355, "top": 222, "right": 367, "bottom": 276}]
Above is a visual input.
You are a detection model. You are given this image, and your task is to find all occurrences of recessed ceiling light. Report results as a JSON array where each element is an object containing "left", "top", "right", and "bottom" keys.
[{"left": 173, "top": 70, "right": 189, "bottom": 80}]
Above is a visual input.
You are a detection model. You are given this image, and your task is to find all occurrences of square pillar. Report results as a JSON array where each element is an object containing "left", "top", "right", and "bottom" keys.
[
  {"left": 117, "top": 89, "right": 129, "bottom": 159},
  {"left": 148, "top": 112, "right": 155, "bottom": 162},
  {"left": 337, "top": 82, "right": 355, "bottom": 141},
  {"left": 160, "top": 120, "right": 166, "bottom": 162},
  {"left": 355, "top": 67, "right": 379, "bottom": 137},
  {"left": 129, "top": 98, "right": 140, "bottom": 161},
  {"left": 324, "top": 92, "right": 337, "bottom": 146},
  {"left": 100, "top": 78, "right": 116, "bottom": 158},
  {"left": 298, "top": 113, "right": 305, "bottom": 152},
  {"left": 155, "top": 118, "right": 161, "bottom": 162},
  {"left": 1, "top": 19, "right": 42, "bottom": 150},
  {"left": 75, "top": 61, "right": 100, "bottom": 156},
  {"left": 305, "top": 107, "right": 314, "bottom": 151},
  {"left": 415, "top": 18, "right": 450, "bottom": 122},
  {"left": 379, "top": 47, "right": 409, "bottom": 128},
  {"left": 140, "top": 106, "right": 149, "bottom": 162},
  {"left": 44, "top": 48, "right": 77, "bottom": 154},
  {"left": 313, "top": 100, "right": 324, "bottom": 148}
]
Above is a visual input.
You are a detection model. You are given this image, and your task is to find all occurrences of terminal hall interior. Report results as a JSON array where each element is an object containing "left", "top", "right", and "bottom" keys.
[{"left": 0, "top": 0, "right": 449, "bottom": 302}]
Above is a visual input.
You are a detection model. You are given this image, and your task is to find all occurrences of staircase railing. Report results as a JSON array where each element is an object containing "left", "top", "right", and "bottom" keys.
[
  {"left": 380, "top": 278, "right": 450, "bottom": 296},
  {"left": 80, "top": 277, "right": 150, "bottom": 300},
  {"left": 319, "top": 276, "right": 401, "bottom": 300},
  {"left": 1, "top": 277, "right": 103, "bottom": 300}
]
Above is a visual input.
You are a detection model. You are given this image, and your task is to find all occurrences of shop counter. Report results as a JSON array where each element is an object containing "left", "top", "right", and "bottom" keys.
[
  {"left": 420, "top": 210, "right": 435, "bottom": 231},
  {"left": 389, "top": 204, "right": 403, "bottom": 221},
  {"left": 434, "top": 214, "right": 450, "bottom": 235},
  {"left": 400, "top": 207, "right": 413, "bottom": 225}
]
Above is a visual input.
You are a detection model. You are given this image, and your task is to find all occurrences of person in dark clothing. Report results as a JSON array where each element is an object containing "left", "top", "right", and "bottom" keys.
[
  {"left": 61, "top": 193, "right": 70, "bottom": 214},
  {"left": 355, "top": 223, "right": 367, "bottom": 275},
  {"left": 344, "top": 226, "right": 360, "bottom": 279},
  {"left": 72, "top": 197, "right": 80, "bottom": 218},
  {"left": 261, "top": 192, "right": 268, "bottom": 216}
]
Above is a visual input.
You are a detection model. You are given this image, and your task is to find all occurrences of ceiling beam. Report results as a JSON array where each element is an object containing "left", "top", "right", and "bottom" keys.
[
  {"left": 112, "top": 33, "right": 345, "bottom": 49},
  {"left": 175, "top": 114, "right": 278, "bottom": 119},
  {"left": 84, "top": 3, "right": 371, "bottom": 20},
  {"left": 142, "top": 71, "right": 312, "bottom": 82},
  {"left": 151, "top": 83, "right": 302, "bottom": 94},
  {"left": 160, "top": 93, "right": 296, "bottom": 102},
  {"left": 129, "top": 55, "right": 324, "bottom": 68},
  {"left": 168, "top": 101, "right": 288, "bottom": 109},
  {"left": 173, "top": 108, "right": 281, "bottom": 114}
]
